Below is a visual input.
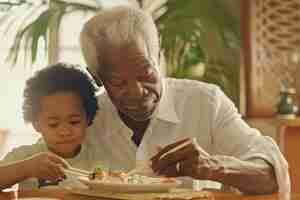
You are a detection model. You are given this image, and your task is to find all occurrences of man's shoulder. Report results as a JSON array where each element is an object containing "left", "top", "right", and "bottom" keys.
[
  {"left": 95, "top": 88, "right": 110, "bottom": 102},
  {"left": 165, "top": 78, "right": 220, "bottom": 99},
  {"left": 95, "top": 87, "right": 107, "bottom": 99}
]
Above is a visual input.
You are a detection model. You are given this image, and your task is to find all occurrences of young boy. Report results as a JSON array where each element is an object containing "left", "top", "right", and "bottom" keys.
[{"left": 0, "top": 63, "right": 98, "bottom": 189}]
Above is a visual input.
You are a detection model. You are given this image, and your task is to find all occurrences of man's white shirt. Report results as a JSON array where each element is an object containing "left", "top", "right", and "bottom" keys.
[
  {"left": 86, "top": 78, "right": 290, "bottom": 198},
  {"left": 1, "top": 78, "right": 288, "bottom": 197}
]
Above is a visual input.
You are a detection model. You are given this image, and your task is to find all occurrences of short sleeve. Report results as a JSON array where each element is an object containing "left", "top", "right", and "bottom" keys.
[{"left": 0, "top": 142, "right": 45, "bottom": 166}]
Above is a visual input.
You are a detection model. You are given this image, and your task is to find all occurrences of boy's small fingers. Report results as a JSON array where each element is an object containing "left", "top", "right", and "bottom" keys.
[
  {"left": 45, "top": 166, "right": 59, "bottom": 181},
  {"left": 56, "top": 164, "right": 66, "bottom": 178},
  {"left": 48, "top": 154, "right": 69, "bottom": 168},
  {"left": 47, "top": 162, "right": 65, "bottom": 179},
  {"left": 60, "top": 159, "right": 69, "bottom": 168}
]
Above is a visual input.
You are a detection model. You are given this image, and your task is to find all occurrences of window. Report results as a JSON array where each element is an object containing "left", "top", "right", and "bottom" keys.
[{"left": 0, "top": 12, "right": 43, "bottom": 154}]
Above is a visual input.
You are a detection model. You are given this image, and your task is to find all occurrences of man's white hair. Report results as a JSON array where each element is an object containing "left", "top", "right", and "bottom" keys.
[{"left": 80, "top": 5, "right": 160, "bottom": 75}]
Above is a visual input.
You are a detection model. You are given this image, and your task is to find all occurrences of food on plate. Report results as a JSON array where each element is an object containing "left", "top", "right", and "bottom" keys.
[
  {"left": 89, "top": 167, "right": 106, "bottom": 180},
  {"left": 89, "top": 165, "right": 176, "bottom": 184}
]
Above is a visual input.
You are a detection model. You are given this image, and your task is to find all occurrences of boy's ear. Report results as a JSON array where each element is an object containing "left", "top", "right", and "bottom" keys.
[{"left": 32, "top": 121, "right": 41, "bottom": 133}]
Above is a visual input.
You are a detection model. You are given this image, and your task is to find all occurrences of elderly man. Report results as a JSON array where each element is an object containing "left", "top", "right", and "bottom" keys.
[{"left": 80, "top": 5, "right": 289, "bottom": 198}]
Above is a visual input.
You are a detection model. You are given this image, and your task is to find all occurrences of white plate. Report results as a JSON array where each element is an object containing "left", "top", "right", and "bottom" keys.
[
  {"left": 77, "top": 176, "right": 181, "bottom": 193},
  {"left": 18, "top": 198, "right": 60, "bottom": 200}
]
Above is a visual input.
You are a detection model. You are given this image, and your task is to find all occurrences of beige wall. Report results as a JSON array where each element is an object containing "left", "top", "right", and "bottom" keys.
[{"left": 245, "top": 118, "right": 278, "bottom": 142}]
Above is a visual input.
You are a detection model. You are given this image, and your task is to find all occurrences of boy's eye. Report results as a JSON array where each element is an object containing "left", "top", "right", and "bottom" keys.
[
  {"left": 48, "top": 123, "right": 58, "bottom": 128},
  {"left": 70, "top": 121, "right": 81, "bottom": 125}
]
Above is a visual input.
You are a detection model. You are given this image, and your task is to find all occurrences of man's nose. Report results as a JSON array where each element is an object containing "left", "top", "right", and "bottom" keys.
[{"left": 126, "top": 80, "right": 144, "bottom": 98}]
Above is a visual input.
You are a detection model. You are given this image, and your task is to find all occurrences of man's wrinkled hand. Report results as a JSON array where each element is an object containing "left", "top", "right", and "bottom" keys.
[{"left": 151, "top": 138, "right": 222, "bottom": 180}]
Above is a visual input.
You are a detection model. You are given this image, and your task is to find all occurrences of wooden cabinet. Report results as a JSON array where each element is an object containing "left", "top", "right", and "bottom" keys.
[{"left": 277, "top": 118, "right": 300, "bottom": 192}]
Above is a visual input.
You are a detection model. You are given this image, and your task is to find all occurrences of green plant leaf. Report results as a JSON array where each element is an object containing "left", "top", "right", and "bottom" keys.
[
  {"left": 4, "top": 0, "right": 98, "bottom": 66},
  {"left": 6, "top": 9, "right": 50, "bottom": 65},
  {"left": 155, "top": 0, "right": 241, "bottom": 104},
  {"left": 31, "top": 10, "right": 51, "bottom": 63},
  {"left": 6, "top": 19, "right": 33, "bottom": 66}
]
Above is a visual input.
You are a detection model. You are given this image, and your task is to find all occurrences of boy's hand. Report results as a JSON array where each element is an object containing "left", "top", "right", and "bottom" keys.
[{"left": 24, "top": 152, "right": 68, "bottom": 182}]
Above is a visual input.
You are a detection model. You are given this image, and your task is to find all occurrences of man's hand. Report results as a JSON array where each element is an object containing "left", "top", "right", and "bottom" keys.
[
  {"left": 24, "top": 152, "right": 68, "bottom": 182},
  {"left": 151, "top": 138, "right": 222, "bottom": 180},
  {"left": 151, "top": 138, "right": 278, "bottom": 195}
]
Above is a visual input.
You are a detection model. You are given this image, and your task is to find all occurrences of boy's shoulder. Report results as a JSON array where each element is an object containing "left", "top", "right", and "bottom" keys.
[{"left": 0, "top": 139, "right": 47, "bottom": 164}]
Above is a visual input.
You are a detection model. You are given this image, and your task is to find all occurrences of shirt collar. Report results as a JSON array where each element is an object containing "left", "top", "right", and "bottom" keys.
[
  {"left": 154, "top": 79, "right": 180, "bottom": 124},
  {"left": 103, "top": 78, "right": 181, "bottom": 136},
  {"left": 103, "top": 94, "right": 133, "bottom": 136}
]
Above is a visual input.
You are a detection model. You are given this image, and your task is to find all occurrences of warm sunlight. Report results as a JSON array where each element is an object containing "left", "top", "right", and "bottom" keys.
[{"left": 0, "top": 18, "right": 44, "bottom": 152}]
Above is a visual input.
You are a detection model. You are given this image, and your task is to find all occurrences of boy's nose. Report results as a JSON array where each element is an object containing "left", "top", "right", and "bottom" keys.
[{"left": 58, "top": 126, "right": 72, "bottom": 136}]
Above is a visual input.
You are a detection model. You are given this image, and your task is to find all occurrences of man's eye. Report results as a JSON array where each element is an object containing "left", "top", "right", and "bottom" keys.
[
  {"left": 110, "top": 79, "right": 124, "bottom": 87},
  {"left": 140, "top": 70, "right": 154, "bottom": 80}
]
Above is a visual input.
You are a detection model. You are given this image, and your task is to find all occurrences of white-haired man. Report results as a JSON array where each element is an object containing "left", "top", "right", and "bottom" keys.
[{"left": 80, "top": 5, "right": 289, "bottom": 198}]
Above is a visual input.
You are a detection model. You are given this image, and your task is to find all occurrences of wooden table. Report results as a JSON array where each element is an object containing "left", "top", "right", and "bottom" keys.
[
  {"left": 276, "top": 118, "right": 300, "bottom": 192},
  {"left": 0, "top": 188, "right": 299, "bottom": 200}
]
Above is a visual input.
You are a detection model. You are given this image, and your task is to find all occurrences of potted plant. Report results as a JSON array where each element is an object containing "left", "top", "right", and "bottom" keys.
[{"left": 0, "top": 0, "right": 241, "bottom": 104}]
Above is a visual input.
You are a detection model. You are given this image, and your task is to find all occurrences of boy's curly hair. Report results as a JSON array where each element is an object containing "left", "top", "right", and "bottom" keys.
[{"left": 23, "top": 62, "right": 98, "bottom": 126}]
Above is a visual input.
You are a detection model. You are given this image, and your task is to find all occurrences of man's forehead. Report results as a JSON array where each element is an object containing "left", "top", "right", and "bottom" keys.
[
  {"left": 109, "top": 36, "right": 150, "bottom": 58},
  {"left": 91, "top": 34, "right": 159, "bottom": 77},
  {"left": 101, "top": 56, "right": 152, "bottom": 76},
  {"left": 100, "top": 44, "right": 152, "bottom": 69}
]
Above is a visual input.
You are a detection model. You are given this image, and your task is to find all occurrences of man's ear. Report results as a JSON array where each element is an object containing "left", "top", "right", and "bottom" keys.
[{"left": 86, "top": 67, "right": 103, "bottom": 87}]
